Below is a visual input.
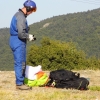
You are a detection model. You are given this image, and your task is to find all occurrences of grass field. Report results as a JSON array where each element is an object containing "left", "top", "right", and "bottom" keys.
[{"left": 0, "top": 70, "right": 100, "bottom": 100}]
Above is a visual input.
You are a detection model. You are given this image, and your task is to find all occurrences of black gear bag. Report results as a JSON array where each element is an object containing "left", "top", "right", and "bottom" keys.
[{"left": 46, "top": 69, "right": 89, "bottom": 90}]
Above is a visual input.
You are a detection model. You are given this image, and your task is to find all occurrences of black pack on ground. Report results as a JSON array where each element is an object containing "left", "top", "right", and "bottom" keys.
[
  {"left": 55, "top": 77, "right": 89, "bottom": 90},
  {"left": 46, "top": 69, "right": 89, "bottom": 90},
  {"left": 49, "top": 69, "right": 80, "bottom": 81}
]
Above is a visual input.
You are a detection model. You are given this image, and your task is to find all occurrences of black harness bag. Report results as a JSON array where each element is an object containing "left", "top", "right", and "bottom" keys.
[{"left": 46, "top": 69, "right": 89, "bottom": 90}]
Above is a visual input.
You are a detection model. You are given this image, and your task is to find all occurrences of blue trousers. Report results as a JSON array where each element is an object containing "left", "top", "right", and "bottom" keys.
[
  {"left": 9, "top": 36, "right": 26, "bottom": 85},
  {"left": 12, "top": 44, "right": 26, "bottom": 85}
]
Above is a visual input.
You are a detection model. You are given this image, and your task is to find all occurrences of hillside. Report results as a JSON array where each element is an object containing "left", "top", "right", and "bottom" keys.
[
  {"left": 0, "top": 28, "right": 13, "bottom": 70},
  {"left": 0, "top": 8, "right": 100, "bottom": 70},
  {"left": 30, "top": 8, "right": 100, "bottom": 58}
]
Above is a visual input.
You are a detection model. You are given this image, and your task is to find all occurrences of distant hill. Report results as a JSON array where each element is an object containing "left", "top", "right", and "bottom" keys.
[
  {"left": 0, "top": 8, "right": 100, "bottom": 70},
  {"left": 0, "top": 28, "right": 13, "bottom": 70}
]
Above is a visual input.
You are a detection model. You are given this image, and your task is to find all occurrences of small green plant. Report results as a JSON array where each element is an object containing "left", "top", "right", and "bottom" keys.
[{"left": 89, "top": 86, "right": 100, "bottom": 91}]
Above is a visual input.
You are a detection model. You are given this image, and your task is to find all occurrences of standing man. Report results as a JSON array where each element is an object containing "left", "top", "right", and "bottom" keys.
[{"left": 9, "top": 0, "right": 37, "bottom": 90}]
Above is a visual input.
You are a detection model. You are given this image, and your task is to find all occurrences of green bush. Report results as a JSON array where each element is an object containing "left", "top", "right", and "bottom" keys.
[{"left": 27, "top": 38, "right": 100, "bottom": 70}]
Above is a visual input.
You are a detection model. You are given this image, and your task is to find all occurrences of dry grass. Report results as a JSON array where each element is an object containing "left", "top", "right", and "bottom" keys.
[{"left": 0, "top": 70, "right": 100, "bottom": 100}]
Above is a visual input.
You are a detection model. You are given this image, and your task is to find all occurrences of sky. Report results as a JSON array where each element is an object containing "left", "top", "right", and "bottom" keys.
[{"left": 0, "top": 0, "right": 100, "bottom": 28}]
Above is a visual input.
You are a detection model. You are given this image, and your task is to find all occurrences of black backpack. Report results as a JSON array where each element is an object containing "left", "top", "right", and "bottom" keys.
[{"left": 46, "top": 69, "right": 89, "bottom": 90}]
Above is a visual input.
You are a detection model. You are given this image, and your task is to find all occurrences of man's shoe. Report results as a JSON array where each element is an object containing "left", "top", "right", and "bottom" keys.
[{"left": 16, "top": 84, "right": 32, "bottom": 90}]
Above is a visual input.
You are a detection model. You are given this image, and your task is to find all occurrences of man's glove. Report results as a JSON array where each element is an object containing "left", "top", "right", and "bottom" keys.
[{"left": 28, "top": 34, "right": 36, "bottom": 41}]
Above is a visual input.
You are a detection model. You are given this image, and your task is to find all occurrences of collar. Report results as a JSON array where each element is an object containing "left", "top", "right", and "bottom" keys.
[{"left": 19, "top": 9, "right": 27, "bottom": 18}]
